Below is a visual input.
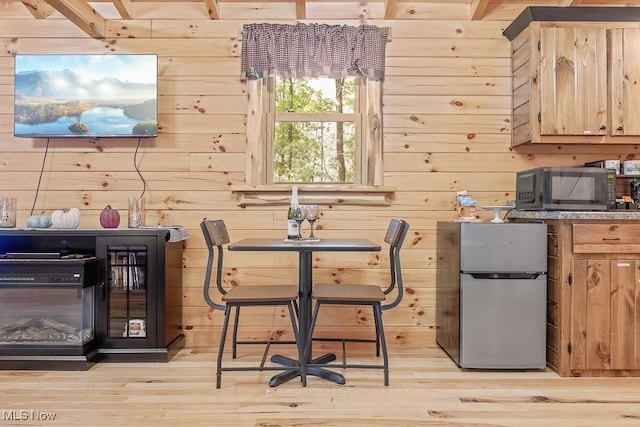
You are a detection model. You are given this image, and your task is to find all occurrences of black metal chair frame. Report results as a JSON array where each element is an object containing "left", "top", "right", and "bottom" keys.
[
  {"left": 304, "top": 218, "right": 410, "bottom": 386},
  {"left": 201, "top": 219, "right": 305, "bottom": 388}
]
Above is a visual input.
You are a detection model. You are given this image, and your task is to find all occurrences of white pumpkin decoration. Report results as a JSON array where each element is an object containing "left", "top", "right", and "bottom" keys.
[{"left": 51, "top": 208, "right": 81, "bottom": 229}]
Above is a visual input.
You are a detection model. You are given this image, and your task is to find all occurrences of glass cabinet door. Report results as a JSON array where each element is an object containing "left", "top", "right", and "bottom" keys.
[
  {"left": 107, "top": 245, "right": 147, "bottom": 339},
  {"left": 96, "top": 235, "right": 157, "bottom": 348}
]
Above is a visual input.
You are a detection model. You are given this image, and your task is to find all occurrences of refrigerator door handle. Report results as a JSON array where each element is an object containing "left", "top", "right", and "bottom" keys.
[{"left": 467, "top": 272, "right": 544, "bottom": 280}]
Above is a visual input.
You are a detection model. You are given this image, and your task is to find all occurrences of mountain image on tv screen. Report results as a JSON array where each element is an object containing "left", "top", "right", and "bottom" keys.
[{"left": 14, "top": 54, "right": 158, "bottom": 138}]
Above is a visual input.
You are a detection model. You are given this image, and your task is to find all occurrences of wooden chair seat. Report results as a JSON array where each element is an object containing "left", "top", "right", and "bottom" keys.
[
  {"left": 304, "top": 218, "right": 410, "bottom": 386},
  {"left": 223, "top": 285, "right": 299, "bottom": 303},
  {"left": 200, "top": 218, "right": 305, "bottom": 388},
  {"left": 312, "top": 283, "right": 384, "bottom": 303}
]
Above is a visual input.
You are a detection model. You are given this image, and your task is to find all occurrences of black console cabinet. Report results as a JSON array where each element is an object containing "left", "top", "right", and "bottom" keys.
[{"left": 0, "top": 228, "right": 184, "bottom": 366}]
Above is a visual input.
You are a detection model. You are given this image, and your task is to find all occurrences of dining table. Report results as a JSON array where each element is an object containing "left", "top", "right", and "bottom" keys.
[{"left": 228, "top": 237, "right": 381, "bottom": 387}]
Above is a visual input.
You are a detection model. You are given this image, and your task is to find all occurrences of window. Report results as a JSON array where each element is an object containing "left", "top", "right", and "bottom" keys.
[
  {"left": 272, "top": 76, "right": 358, "bottom": 184},
  {"left": 234, "top": 23, "right": 394, "bottom": 206}
]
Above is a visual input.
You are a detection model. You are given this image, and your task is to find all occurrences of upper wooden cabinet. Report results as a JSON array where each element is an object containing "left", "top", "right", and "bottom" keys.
[
  {"left": 504, "top": 7, "right": 640, "bottom": 146},
  {"left": 609, "top": 28, "right": 640, "bottom": 136},
  {"left": 539, "top": 26, "right": 608, "bottom": 138}
]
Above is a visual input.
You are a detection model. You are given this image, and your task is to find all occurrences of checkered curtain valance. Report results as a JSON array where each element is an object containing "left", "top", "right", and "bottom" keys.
[{"left": 240, "top": 23, "right": 389, "bottom": 81}]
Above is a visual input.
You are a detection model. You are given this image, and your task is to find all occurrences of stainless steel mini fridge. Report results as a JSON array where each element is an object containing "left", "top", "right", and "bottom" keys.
[{"left": 436, "top": 221, "right": 547, "bottom": 369}]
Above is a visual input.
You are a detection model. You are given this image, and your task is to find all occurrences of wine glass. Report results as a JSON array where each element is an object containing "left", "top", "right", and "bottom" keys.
[
  {"left": 305, "top": 205, "right": 320, "bottom": 240},
  {"left": 293, "top": 205, "right": 307, "bottom": 240}
]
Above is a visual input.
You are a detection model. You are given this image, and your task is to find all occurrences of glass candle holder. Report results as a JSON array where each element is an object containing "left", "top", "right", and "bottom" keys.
[
  {"left": 128, "top": 197, "right": 145, "bottom": 228},
  {"left": 0, "top": 197, "right": 17, "bottom": 228}
]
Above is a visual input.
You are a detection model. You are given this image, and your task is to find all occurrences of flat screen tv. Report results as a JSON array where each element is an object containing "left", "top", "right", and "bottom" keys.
[{"left": 14, "top": 54, "right": 158, "bottom": 138}]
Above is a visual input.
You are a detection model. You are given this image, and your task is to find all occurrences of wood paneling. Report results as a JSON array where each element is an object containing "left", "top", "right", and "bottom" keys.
[{"left": 1, "top": 6, "right": 640, "bottom": 353}]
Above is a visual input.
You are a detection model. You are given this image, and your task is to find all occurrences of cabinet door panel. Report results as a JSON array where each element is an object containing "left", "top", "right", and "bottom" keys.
[
  {"left": 96, "top": 235, "right": 158, "bottom": 349},
  {"left": 610, "top": 260, "right": 636, "bottom": 369},
  {"left": 585, "top": 260, "right": 611, "bottom": 370},
  {"left": 609, "top": 28, "right": 640, "bottom": 136},
  {"left": 636, "top": 264, "right": 640, "bottom": 369},
  {"left": 573, "top": 259, "right": 640, "bottom": 370},
  {"left": 571, "top": 259, "right": 612, "bottom": 370},
  {"left": 571, "top": 259, "right": 588, "bottom": 370},
  {"left": 540, "top": 27, "right": 607, "bottom": 136}
]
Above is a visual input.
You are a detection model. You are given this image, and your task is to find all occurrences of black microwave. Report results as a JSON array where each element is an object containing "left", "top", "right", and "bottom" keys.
[{"left": 516, "top": 167, "right": 616, "bottom": 211}]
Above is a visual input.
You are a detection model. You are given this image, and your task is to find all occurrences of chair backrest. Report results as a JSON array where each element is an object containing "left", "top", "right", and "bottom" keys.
[
  {"left": 200, "top": 218, "right": 231, "bottom": 311},
  {"left": 202, "top": 219, "right": 231, "bottom": 246},
  {"left": 382, "top": 218, "right": 410, "bottom": 311}
]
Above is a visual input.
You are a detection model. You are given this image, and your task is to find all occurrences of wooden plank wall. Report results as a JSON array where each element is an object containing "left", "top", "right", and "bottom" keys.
[{"left": 1, "top": 3, "right": 640, "bottom": 351}]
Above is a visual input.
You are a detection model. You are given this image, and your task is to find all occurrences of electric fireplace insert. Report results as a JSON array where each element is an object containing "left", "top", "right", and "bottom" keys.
[{"left": 0, "top": 255, "right": 99, "bottom": 370}]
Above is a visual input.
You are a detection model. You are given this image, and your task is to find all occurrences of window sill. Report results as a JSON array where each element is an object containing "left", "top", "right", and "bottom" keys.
[{"left": 231, "top": 184, "right": 395, "bottom": 207}]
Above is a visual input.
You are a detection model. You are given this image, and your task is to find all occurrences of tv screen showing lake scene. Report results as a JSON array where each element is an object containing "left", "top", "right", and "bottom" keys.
[{"left": 14, "top": 54, "right": 158, "bottom": 138}]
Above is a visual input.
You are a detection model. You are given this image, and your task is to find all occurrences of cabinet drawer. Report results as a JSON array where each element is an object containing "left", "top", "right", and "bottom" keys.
[{"left": 573, "top": 224, "right": 640, "bottom": 253}]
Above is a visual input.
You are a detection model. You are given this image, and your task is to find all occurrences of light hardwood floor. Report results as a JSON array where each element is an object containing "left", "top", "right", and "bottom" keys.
[{"left": 2, "top": 344, "right": 640, "bottom": 427}]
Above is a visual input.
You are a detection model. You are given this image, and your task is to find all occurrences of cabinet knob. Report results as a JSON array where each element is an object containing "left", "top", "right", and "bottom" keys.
[
  {"left": 617, "top": 125, "right": 624, "bottom": 132},
  {"left": 600, "top": 124, "right": 607, "bottom": 130}
]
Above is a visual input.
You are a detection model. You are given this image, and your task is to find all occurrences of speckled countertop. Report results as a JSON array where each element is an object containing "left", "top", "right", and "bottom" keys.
[{"left": 506, "top": 210, "right": 640, "bottom": 220}]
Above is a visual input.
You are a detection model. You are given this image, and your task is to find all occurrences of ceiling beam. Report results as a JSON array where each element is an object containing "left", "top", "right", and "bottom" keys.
[
  {"left": 21, "top": 0, "right": 55, "bottom": 19},
  {"left": 470, "top": 0, "right": 490, "bottom": 20},
  {"left": 204, "top": 0, "right": 220, "bottom": 19},
  {"left": 112, "top": 0, "right": 133, "bottom": 19},
  {"left": 45, "top": 0, "right": 106, "bottom": 39}
]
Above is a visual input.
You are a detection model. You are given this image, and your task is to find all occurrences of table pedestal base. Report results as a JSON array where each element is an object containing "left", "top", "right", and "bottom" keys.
[{"left": 269, "top": 353, "right": 345, "bottom": 387}]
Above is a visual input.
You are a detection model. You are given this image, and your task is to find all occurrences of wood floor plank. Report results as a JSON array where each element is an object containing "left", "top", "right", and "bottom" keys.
[{"left": 1, "top": 347, "right": 640, "bottom": 426}]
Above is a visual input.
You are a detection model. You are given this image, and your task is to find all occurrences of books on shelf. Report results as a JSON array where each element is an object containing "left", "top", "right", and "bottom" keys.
[{"left": 110, "top": 250, "right": 146, "bottom": 291}]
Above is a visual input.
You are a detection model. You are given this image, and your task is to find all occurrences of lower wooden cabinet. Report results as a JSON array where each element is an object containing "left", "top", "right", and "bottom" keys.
[
  {"left": 545, "top": 220, "right": 640, "bottom": 376},
  {"left": 571, "top": 258, "right": 640, "bottom": 371}
]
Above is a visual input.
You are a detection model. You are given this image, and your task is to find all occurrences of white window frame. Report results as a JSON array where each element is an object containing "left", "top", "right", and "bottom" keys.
[{"left": 232, "top": 77, "right": 394, "bottom": 207}]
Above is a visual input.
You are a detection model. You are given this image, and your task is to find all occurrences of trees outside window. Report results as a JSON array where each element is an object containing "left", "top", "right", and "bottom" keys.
[{"left": 272, "top": 76, "right": 358, "bottom": 184}]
